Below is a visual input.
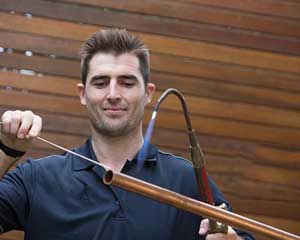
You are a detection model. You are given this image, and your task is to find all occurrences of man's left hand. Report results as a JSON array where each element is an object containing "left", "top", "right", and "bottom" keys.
[{"left": 199, "top": 218, "right": 242, "bottom": 239}]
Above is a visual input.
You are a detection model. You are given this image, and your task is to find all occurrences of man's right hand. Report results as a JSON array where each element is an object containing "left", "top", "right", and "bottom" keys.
[
  {"left": 0, "top": 110, "right": 42, "bottom": 179},
  {"left": 1, "top": 110, "right": 42, "bottom": 153}
]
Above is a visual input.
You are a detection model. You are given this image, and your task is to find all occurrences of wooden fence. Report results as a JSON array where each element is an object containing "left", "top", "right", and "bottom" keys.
[{"left": 0, "top": 1, "right": 299, "bottom": 239}]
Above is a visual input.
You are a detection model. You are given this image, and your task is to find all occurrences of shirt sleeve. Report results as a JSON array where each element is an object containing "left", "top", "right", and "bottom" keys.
[
  {"left": 209, "top": 177, "right": 256, "bottom": 240},
  {"left": 0, "top": 159, "right": 35, "bottom": 233}
]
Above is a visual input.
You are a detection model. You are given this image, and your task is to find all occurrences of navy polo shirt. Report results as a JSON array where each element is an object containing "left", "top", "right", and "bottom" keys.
[{"left": 0, "top": 138, "right": 254, "bottom": 240}]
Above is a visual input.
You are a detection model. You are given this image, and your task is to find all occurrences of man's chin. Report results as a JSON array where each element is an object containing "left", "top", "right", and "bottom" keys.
[{"left": 93, "top": 124, "right": 130, "bottom": 137}]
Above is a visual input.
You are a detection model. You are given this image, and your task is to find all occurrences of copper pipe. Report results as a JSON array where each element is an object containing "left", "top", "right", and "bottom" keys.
[{"left": 103, "top": 170, "right": 300, "bottom": 240}]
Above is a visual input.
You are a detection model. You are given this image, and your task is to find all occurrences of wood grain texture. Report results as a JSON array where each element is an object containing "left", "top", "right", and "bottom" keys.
[
  {"left": 177, "top": 0, "right": 300, "bottom": 19},
  {"left": 1, "top": 0, "right": 300, "bottom": 57},
  {"left": 0, "top": 0, "right": 299, "bottom": 239},
  {"left": 51, "top": 0, "right": 300, "bottom": 37},
  {"left": 0, "top": 12, "right": 300, "bottom": 74}
]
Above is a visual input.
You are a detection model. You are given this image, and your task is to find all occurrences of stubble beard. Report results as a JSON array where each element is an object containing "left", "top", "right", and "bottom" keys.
[{"left": 88, "top": 107, "right": 144, "bottom": 138}]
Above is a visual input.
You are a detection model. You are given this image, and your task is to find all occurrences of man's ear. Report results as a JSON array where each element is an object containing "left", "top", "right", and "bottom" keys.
[
  {"left": 76, "top": 83, "right": 86, "bottom": 105},
  {"left": 145, "top": 83, "right": 156, "bottom": 106}
]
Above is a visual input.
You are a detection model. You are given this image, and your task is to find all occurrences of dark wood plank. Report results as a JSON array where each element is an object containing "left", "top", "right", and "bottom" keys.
[
  {"left": 225, "top": 194, "right": 300, "bottom": 221},
  {"left": 242, "top": 214, "right": 300, "bottom": 237},
  {"left": 0, "top": 71, "right": 78, "bottom": 97},
  {"left": 49, "top": 0, "right": 300, "bottom": 37},
  {"left": 0, "top": 31, "right": 81, "bottom": 59},
  {"left": 0, "top": 13, "right": 300, "bottom": 74},
  {"left": 0, "top": 51, "right": 81, "bottom": 79},
  {"left": 176, "top": 0, "right": 300, "bottom": 20},
  {"left": 0, "top": 90, "right": 85, "bottom": 116}
]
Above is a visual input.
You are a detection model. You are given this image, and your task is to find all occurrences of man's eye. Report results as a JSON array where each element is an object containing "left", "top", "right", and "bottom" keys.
[
  {"left": 94, "top": 81, "right": 107, "bottom": 88},
  {"left": 122, "top": 81, "right": 135, "bottom": 87}
]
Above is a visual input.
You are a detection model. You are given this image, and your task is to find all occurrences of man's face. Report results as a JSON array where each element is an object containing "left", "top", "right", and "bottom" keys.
[{"left": 77, "top": 53, "right": 155, "bottom": 137}]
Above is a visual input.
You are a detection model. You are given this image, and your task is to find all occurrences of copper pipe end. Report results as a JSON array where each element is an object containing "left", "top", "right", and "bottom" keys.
[{"left": 103, "top": 170, "right": 114, "bottom": 184}]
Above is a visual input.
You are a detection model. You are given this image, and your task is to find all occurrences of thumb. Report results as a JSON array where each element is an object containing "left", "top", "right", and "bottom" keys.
[{"left": 199, "top": 218, "right": 210, "bottom": 235}]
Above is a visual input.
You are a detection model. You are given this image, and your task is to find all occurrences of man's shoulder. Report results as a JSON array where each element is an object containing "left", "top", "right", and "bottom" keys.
[
  {"left": 26, "top": 139, "right": 90, "bottom": 169},
  {"left": 32, "top": 152, "right": 69, "bottom": 167},
  {"left": 157, "top": 149, "right": 192, "bottom": 166},
  {"left": 12, "top": 152, "right": 69, "bottom": 178},
  {"left": 155, "top": 148, "right": 200, "bottom": 198},
  {"left": 156, "top": 149, "right": 194, "bottom": 174}
]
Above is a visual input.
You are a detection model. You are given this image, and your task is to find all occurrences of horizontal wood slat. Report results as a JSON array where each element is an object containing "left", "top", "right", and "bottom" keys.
[
  {"left": 0, "top": 30, "right": 81, "bottom": 59},
  {"left": 242, "top": 214, "right": 300, "bottom": 236},
  {"left": 176, "top": 0, "right": 300, "bottom": 20},
  {"left": 0, "top": 12, "right": 299, "bottom": 74},
  {"left": 0, "top": 71, "right": 78, "bottom": 97}
]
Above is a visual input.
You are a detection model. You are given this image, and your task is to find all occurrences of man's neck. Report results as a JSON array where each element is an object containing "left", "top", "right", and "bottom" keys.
[{"left": 91, "top": 127, "right": 144, "bottom": 172}]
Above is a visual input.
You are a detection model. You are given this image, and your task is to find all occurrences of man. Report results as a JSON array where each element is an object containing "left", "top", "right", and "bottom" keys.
[{"left": 0, "top": 29, "right": 254, "bottom": 239}]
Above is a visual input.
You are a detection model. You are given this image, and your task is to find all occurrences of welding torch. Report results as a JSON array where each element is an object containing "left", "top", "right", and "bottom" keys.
[{"left": 145, "top": 88, "right": 228, "bottom": 234}]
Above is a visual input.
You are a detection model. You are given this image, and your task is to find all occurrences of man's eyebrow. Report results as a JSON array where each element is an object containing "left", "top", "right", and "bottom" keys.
[
  {"left": 90, "top": 75, "right": 108, "bottom": 81},
  {"left": 118, "top": 74, "right": 138, "bottom": 80}
]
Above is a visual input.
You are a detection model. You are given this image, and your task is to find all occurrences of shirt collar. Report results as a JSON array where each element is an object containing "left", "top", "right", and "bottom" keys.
[
  {"left": 72, "top": 138, "right": 157, "bottom": 171},
  {"left": 72, "top": 138, "right": 97, "bottom": 171}
]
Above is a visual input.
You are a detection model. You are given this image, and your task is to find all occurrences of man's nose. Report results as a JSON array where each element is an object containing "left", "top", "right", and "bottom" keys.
[{"left": 107, "top": 81, "right": 121, "bottom": 101}]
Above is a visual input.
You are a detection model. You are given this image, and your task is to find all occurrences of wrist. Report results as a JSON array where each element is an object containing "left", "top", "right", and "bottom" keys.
[{"left": 0, "top": 139, "right": 26, "bottom": 158}]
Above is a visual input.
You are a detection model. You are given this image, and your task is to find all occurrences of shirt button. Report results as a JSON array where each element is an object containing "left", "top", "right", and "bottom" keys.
[{"left": 116, "top": 200, "right": 120, "bottom": 205}]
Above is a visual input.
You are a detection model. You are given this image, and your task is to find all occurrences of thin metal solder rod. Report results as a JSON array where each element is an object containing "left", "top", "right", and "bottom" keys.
[
  {"left": 35, "top": 136, "right": 110, "bottom": 170},
  {"left": 0, "top": 121, "right": 109, "bottom": 170}
]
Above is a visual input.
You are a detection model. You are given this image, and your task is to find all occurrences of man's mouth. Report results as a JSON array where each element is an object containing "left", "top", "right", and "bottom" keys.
[
  {"left": 103, "top": 107, "right": 126, "bottom": 111},
  {"left": 102, "top": 107, "right": 127, "bottom": 116}
]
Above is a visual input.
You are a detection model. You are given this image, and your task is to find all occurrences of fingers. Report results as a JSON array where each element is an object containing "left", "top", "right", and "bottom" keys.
[
  {"left": 1, "top": 110, "right": 13, "bottom": 133},
  {"left": 199, "top": 224, "right": 239, "bottom": 240},
  {"left": 199, "top": 218, "right": 209, "bottom": 236},
  {"left": 1, "top": 110, "right": 41, "bottom": 139},
  {"left": 28, "top": 114, "right": 42, "bottom": 138}
]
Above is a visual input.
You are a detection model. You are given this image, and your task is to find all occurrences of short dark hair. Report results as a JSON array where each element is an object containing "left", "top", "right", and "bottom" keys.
[{"left": 80, "top": 28, "right": 150, "bottom": 85}]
